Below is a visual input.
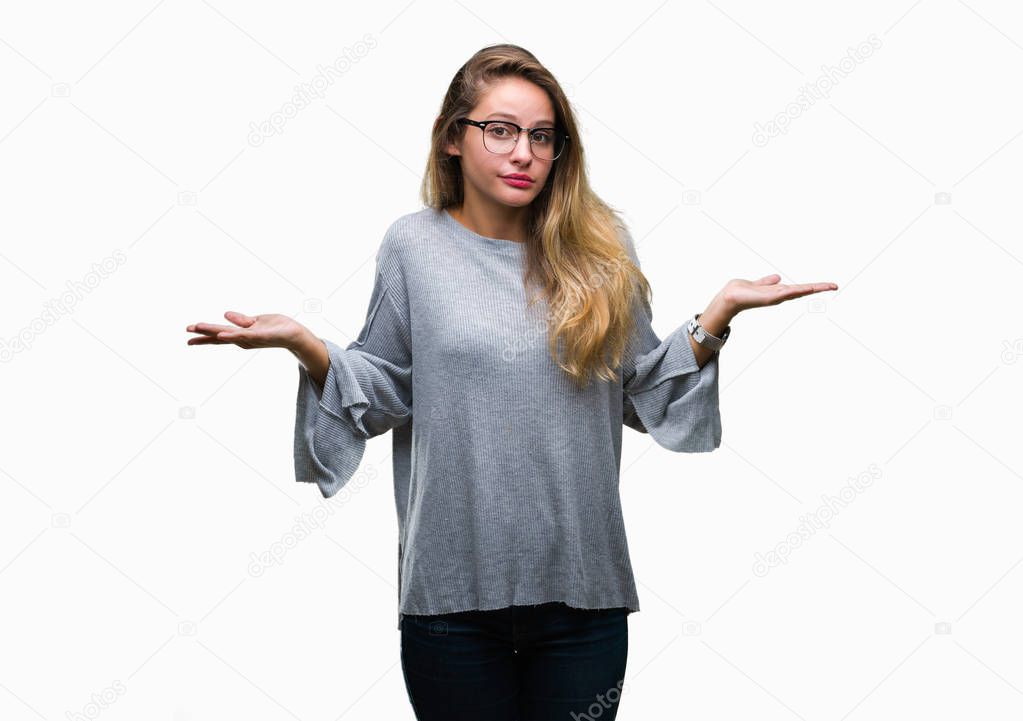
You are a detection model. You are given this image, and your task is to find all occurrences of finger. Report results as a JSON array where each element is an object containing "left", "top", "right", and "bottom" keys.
[
  {"left": 224, "top": 311, "right": 256, "bottom": 327},
  {"left": 781, "top": 281, "right": 838, "bottom": 293},
  {"left": 753, "top": 274, "right": 781, "bottom": 286},
  {"left": 786, "top": 282, "right": 837, "bottom": 296},
  {"left": 187, "top": 330, "right": 249, "bottom": 344},
  {"left": 189, "top": 322, "right": 236, "bottom": 336},
  {"left": 770, "top": 284, "right": 815, "bottom": 302}
]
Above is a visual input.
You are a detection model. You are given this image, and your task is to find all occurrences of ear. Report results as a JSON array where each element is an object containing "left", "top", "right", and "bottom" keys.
[{"left": 438, "top": 115, "right": 461, "bottom": 158}]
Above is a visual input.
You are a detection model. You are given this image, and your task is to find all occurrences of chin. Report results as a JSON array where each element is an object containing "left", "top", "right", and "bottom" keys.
[{"left": 495, "top": 188, "right": 538, "bottom": 207}]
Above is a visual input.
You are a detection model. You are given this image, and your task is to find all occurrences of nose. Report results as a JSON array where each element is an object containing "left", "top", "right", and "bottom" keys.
[{"left": 510, "top": 129, "right": 533, "bottom": 163}]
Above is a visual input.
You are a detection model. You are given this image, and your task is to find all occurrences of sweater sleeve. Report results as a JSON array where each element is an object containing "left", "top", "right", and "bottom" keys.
[
  {"left": 619, "top": 224, "right": 721, "bottom": 452},
  {"left": 293, "top": 240, "right": 412, "bottom": 498}
]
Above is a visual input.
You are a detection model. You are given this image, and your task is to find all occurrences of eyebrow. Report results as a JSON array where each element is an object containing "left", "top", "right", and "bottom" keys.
[{"left": 485, "top": 111, "right": 555, "bottom": 126}]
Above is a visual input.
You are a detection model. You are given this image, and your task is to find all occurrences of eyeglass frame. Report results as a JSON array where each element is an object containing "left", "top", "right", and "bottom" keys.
[{"left": 456, "top": 118, "right": 570, "bottom": 161}]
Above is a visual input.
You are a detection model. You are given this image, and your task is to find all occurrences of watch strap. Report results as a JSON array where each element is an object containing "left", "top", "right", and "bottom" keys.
[{"left": 686, "top": 313, "right": 730, "bottom": 351}]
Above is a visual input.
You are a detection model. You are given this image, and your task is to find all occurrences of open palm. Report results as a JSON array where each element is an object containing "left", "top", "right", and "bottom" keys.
[
  {"left": 725, "top": 274, "right": 838, "bottom": 314},
  {"left": 186, "top": 311, "right": 305, "bottom": 350}
]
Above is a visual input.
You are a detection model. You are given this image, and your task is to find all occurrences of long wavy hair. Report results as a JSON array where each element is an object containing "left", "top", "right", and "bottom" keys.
[{"left": 420, "top": 43, "right": 653, "bottom": 390}]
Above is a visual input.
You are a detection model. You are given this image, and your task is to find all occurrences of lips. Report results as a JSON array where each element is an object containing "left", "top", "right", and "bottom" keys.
[
  {"left": 501, "top": 175, "right": 534, "bottom": 189},
  {"left": 501, "top": 174, "right": 534, "bottom": 182}
]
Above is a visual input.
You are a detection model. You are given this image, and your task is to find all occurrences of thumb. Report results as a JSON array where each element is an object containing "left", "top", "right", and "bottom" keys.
[{"left": 224, "top": 311, "right": 256, "bottom": 327}]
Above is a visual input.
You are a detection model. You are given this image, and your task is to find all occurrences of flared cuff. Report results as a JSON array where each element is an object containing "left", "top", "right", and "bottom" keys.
[
  {"left": 293, "top": 340, "right": 370, "bottom": 498},
  {"left": 625, "top": 325, "right": 722, "bottom": 452}
]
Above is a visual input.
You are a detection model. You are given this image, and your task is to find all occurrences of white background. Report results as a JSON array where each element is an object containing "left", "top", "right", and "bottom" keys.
[{"left": 1, "top": 1, "right": 1021, "bottom": 719}]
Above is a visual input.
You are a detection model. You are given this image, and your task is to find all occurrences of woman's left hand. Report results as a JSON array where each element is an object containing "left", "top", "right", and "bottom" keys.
[{"left": 723, "top": 274, "right": 838, "bottom": 315}]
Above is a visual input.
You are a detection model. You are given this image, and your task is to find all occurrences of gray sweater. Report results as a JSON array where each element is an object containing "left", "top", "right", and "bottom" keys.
[{"left": 294, "top": 206, "right": 721, "bottom": 630}]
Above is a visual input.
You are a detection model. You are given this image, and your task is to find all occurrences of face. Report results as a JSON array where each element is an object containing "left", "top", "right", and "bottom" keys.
[{"left": 445, "top": 76, "right": 559, "bottom": 210}]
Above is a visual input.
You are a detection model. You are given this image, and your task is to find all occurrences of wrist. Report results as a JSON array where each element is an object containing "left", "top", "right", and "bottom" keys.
[
  {"left": 698, "top": 293, "right": 735, "bottom": 337},
  {"left": 288, "top": 327, "right": 321, "bottom": 359}
]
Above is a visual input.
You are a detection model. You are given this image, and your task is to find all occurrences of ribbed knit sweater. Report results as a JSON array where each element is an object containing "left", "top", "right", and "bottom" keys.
[{"left": 293, "top": 206, "right": 722, "bottom": 630}]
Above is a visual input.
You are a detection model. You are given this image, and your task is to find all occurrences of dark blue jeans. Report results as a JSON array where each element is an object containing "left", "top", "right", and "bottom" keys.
[{"left": 400, "top": 601, "right": 629, "bottom": 721}]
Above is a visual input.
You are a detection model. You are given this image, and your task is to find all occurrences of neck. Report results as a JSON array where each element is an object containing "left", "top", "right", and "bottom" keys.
[{"left": 450, "top": 192, "right": 530, "bottom": 243}]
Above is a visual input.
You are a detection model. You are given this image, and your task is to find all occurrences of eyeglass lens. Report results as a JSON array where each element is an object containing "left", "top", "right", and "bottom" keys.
[{"left": 481, "top": 122, "right": 565, "bottom": 160}]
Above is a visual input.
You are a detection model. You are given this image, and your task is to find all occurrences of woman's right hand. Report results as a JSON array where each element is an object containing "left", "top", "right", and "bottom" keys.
[{"left": 185, "top": 312, "right": 308, "bottom": 351}]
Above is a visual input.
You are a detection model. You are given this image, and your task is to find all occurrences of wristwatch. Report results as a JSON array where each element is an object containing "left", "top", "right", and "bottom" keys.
[{"left": 686, "top": 313, "right": 730, "bottom": 352}]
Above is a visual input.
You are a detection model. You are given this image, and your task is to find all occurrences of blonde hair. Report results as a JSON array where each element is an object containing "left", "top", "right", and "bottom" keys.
[{"left": 420, "top": 43, "right": 652, "bottom": 389}]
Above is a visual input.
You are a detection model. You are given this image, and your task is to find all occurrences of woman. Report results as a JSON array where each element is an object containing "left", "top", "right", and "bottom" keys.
[{"left": 187, "top": 43, "right": 836, "bottom": 721}]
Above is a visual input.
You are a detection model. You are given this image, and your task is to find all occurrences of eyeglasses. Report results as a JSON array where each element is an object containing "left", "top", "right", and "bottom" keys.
[{"left": 457, "top": 118, "right": 569, "bottom": 161}]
